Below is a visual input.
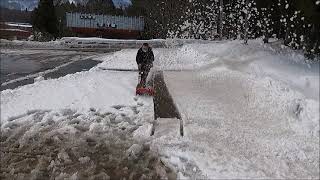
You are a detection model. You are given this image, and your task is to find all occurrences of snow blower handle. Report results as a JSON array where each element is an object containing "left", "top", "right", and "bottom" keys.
[{"left": 138, "top": 64, "right": 143, "bottom": 85}]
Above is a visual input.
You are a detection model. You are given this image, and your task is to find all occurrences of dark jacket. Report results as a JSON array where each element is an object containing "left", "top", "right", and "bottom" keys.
[{"left": 136, "top": 47, "right": 154, "bottom": 65}]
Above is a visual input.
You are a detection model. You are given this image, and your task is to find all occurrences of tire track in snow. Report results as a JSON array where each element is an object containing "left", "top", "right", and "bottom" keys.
[{"left": 1, "top": 57, "right": 101, "bottom": 91}]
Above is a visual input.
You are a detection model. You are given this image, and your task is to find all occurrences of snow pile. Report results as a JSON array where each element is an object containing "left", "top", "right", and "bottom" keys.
[
  {"left": 159, "top": 69, "right": 319, "bottom": 178},
  {"left": 251, "top": 76, "right": 319, "bottom": 137},
  {"left": 0, "top": 28, "right": 30, "bottom": 32},
  {"left": 94, "top": 49, "right": 139, "bottom": 70},
  {"left": 1, "top": 109, "right": 170, "bottom": 179},
  {"left": 155, "top": 45, "right": 212, "bottom": 70},
  {"left": 5, "top": 22, "right": 33, "bottom": 28},
  {"left": 95, "top": 43, "right": 218, "bottom": 71}
]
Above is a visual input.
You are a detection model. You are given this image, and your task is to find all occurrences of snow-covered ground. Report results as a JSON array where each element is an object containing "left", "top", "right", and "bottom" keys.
[
  {"left": 1, "top": 62, "right": 171, "bottom": 178},
  {"left": 1, "top": 39, "right": 319, "bottom": 179},
  {"left": 95, "top": 39, "right": 319, "bottom": 178},
  {"left": 154, "top": 40, "right": 319, "bottom": 179}
]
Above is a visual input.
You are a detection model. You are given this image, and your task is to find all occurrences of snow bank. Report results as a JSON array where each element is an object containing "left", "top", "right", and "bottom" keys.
[
  {"left": 1, "top": 37, "right": 212, "bottom": 50},
  {"left": 154, "top": 45, "right": 214, "bottom": 70},
  {"left": 61, "top": 37, "right": 166, "bottom": 43},
  {"left": 158, "top": 69, "right": 319, "bottom": 178},
  {"left": 95, "top": 42, "right": 220, "bottom": 71},
  {"left": 94, "top": 49, "right": 139, "bottom": 70},
  {"left": 0, "top": 28, "right": 30, "bottom": 32},
  {"left": 60, "top": 37, "right": 211, "bottom": 46},
  {"left": 0, "top": 39, "right": 64, "bottom": 49},
  {"left": 60, "top": 37, "right": 167, "bottom": 49},
  {"left": 1, "top": 70, "right": 138, "bottom": 124},
  {"left": 5, "top": 22, "right": 32, "bottom": 28},
  {"left": 1, "top": 108, "right": 167, "bottom": 179}
]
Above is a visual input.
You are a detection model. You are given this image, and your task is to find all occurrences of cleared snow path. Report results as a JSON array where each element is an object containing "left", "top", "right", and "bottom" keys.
[
  {"left": 153, "top": 71, "right": 181, "bottom": 120},
  {"left": 152, "top": 71, "right": 183, "bottom": 137}
]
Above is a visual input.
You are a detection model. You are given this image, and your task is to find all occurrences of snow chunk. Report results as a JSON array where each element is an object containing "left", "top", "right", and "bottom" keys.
[
  {"left": 126, "top": 144, "right": 143, "bottom": 160},
  {"left": 285, "top": 4, "right": 289, "bottom": 9},
  {"left": 79, "top": 156, "right": 91, "bottom": 164},
  {"left": 58, "top": 149, "right": 72, "bottom": 163},
  {"left": 133, "top": 123, "right": 153, "bottom": 141},
  {"left": 34, "top": 75, "right": 45, "bottom": 82}
]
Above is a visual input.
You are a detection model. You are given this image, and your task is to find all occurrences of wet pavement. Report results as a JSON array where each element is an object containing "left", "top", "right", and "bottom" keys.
[
  {"left": 1, "top": 59, "right": 102, "bottom": 91},
  {"left": 43, "top": 59, "right": 100, "bottom": 79},
  {"left": 148, "top": 71, "right": 183, "bottom": 136},
  {"left": 152, "top": 71, "right": 181, "bottom": 120},
  {"left": 0, "top": 48, "right": 117, "bottom": 90}
]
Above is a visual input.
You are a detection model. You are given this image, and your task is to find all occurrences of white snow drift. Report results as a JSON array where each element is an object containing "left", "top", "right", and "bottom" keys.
[{"left": 153, "top": 40, "right": 319, "bottom": 179}]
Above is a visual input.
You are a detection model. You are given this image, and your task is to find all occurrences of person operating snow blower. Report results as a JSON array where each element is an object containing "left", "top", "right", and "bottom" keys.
[{"left": 136, "top": 43, "right": 155, "bottom": 95}]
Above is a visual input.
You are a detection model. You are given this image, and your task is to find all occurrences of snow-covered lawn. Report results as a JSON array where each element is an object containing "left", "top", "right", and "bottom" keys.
[
  {"left": 1, "top": 39, "right": 319, "bottom": 179},
  {"left": 152, "top": 40, "right": 319, "bottom": 179}
]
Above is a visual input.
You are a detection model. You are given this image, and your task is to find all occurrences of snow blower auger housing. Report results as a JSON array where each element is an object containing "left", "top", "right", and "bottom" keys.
[{"left": 136, "top": 71, "right": 155, "bottom": 96}]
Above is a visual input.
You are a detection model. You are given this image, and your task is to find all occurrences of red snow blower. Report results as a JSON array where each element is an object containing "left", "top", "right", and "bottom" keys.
[{"left": 136, "top": 71, "right": 155, "bottom": 96}]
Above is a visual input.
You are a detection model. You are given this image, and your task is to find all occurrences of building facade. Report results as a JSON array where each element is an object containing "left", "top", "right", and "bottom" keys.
[{"left": 66, "top": 12, "right": 144, "bottom": 39}]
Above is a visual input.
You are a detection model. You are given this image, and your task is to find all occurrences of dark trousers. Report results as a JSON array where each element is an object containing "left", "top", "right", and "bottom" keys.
[{"left": 139, "top": 64, "right": 152, "bottom": 87}]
